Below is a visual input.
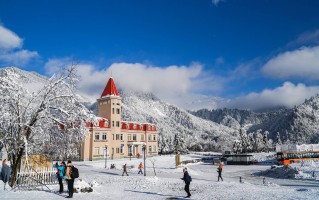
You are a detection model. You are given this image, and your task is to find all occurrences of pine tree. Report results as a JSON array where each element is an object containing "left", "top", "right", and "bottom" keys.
[
  {"left": 233, "top": 140, "right": 242, "bottom": 154},
  {"left": 275, "top": 132, "right": 282, "bottom": 145},
  {"left": 173, "top": 133, "right": 188, "bottom": 154}
]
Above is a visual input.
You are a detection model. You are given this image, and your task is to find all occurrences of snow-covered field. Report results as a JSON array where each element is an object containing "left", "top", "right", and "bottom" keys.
[{"left": 1, "top": 154, "right": 319, "bottom": 199}]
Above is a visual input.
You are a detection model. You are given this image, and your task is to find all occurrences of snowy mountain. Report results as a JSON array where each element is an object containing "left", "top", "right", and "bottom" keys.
[
  {"left": 192, "top": 95, "right": 319, "bottom": 144},
  {"left": 0, "top": 67, "right": 48, "bottom": 92},
  {"left": 172, "top": 94, "right": 229, "bottom": 111}
]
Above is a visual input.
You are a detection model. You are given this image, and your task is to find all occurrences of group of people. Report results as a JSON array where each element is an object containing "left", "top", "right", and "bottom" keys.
[
  {"left": 54, "top": 160, "right": 77, "bottom": 198},
  {"left": 1, "top": 159, "right": 11, "bottom": 190},
  {"left": 1, "top": 157, "right": 223, "bottom": 199},
  {"left": 122, "top": 162, "right": 144, "bottom": 176}
]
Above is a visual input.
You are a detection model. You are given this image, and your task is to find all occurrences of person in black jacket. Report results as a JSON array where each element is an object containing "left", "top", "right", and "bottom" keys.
[
  {"left": 181, "top": 167, "right": 191, "bottom": 198},
  {"left": 217, "top": 166, "right": 223, "bottom": 181}
]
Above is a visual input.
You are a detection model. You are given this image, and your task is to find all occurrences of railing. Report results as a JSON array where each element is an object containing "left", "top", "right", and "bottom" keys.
[{"left": 16, "top": 169, "right": 58, "bottom": 187}]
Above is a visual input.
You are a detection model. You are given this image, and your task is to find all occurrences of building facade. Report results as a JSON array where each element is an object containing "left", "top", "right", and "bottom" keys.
[{"left": 81, "top": 77, "right": 158, "bottom": 161}]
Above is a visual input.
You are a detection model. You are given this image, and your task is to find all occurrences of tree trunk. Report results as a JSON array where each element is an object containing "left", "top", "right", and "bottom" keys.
[{"left": 9, "top": 149, "right": 23, "bottom": 187}]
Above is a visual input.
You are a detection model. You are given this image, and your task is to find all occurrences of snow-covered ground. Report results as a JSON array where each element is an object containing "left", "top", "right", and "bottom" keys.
[{"left": 1, "top": 154, "right": 319, "bottom": 199}]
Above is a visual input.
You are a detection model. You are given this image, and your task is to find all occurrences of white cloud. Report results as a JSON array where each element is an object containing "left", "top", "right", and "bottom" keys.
[
  {"left": 44, "top": 60, "right": 220, "bottom": 107},
  {"left": 44, "top": 57, "right": 74, "bottom": 75},
  {"left": 0, "top": 25, "right": 23, "bottom": 50},
  {"left": 107, "top": 62, "right": 201, "bottom": 96},
  {"left": 0, "top": 50, "right": 39, "bottom": 66},
  {"left": 288, "top": 29, "right": 319, "bottom": 47},
  {"left": 262, "top": 46, "right": 319, "bottom": 80},
  {"left": 228, "top": 82, "right": 319, "bottom": 110},
  {"left": 0, "top": 25, "right": 39, "bottom": 66},
  {"left": 212, "top": 0, "right": 225, "bottom": 6}
]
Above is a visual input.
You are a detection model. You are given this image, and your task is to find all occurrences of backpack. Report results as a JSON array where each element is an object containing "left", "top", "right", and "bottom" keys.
[{"left": 71, "top": 166, "right": 79, "bottom": 179}]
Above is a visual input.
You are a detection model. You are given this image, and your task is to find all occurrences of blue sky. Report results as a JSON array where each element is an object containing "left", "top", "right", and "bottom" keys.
[{"left": 1, "top": 0, "right": 319, "bottom": 110}]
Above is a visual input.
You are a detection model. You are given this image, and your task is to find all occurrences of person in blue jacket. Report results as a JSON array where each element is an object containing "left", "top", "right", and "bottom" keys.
[
  {"left": 55, "top": 161, "right": 66, "bottom": 194},
  {"left": 1, "top": 159, "right": 11, "bottom": 190}
]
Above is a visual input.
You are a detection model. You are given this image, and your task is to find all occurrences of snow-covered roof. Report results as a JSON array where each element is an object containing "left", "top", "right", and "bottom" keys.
[{"left": 121, "top": 121, "right": 157, "bottom": 132}]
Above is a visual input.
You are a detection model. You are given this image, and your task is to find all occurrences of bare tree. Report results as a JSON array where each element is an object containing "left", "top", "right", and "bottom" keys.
[
  {"left": 148, "top": 157, "right": 157, "bottom": 176},
  {"left": 0, "top": 67, "right": 92, "bottom": 186}
]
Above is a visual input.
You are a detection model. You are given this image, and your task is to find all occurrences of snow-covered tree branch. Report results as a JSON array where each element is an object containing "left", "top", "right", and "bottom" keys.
[{"left": 0, "top": 67, "right": 93, "bottom": 186}]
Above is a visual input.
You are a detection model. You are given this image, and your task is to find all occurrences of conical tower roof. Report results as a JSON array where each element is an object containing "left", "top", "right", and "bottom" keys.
[{"left": 101, "top": 77, "right": 119, "bottom": 97}]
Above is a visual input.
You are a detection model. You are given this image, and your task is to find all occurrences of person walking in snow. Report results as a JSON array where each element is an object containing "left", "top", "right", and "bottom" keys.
[
  {"left": 122, "top": 163, "right": 129, "bottom": 176},
  {"left": 217, "top": 163, "right": 223, "bottom": 181},
  {"left": 55, "top": 161, "right": 66, "bottom": 194},
  {"left": 65, "top": 160, "right": 75, "bottom": 198},
  {"left": 181, "top": 167, "right": 191, "bottom": 198},
  {"left": 138, "top": 162, "right": 143, "bottom": 174},
  {"left": 1, "top": 159, "right": 11, "bottom": 190}
]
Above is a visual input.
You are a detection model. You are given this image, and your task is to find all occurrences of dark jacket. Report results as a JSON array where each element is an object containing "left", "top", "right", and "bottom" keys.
[
  {"left": 217, "top": 167, "right": 222, "bottom": 174},
  {"left": 182, "top": 171, "right": 191, "bottom": 184},
  {"left": 1, "top": 164, "right": 11, "bottom": 183}
]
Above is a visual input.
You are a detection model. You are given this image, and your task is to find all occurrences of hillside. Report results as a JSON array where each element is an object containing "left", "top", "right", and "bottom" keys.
[{"left": 192, "top": 96, "right": 319, "bottom": 143}]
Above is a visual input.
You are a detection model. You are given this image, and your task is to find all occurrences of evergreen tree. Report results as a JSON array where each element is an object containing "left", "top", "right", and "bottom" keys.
[
  {"left": 275, "top": 132, "right": 282, "bottom": 145},
  {"left": 173, "top": 133, "right": 188, "bottom": 154},
  {"left": 233, "top": 140, "right": 242, "bottom": 154}
]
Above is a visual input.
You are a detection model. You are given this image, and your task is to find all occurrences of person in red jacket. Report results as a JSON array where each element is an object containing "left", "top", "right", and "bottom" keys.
[{"left": 138, "top": 162, "right": 143, "bottom": 174}]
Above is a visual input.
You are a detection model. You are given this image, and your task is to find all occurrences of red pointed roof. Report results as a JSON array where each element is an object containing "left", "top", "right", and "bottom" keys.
[{"left": 101, "top": 77, "right": 119, "bottom": 97}]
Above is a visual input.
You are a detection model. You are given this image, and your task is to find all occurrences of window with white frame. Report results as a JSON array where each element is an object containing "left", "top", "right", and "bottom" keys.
[
  {"left": 95, "top": 133, "right": 100, "bottom": 140},
  {"left": 104, "top": 121, "right": 109, "bottom": 127},
  {"left": 153, "top": 145, "right": 156, "bottom": 152},
  {"left": 94, "top": 147, "right": 100, "bottom": 155},
  {"left": 116, "top": 121, "right": 120, "bottom": 127},
  {"left": 148, "top": 134, "right": 151, "bottom": 141},
  {"left": 102, "top": 132, "right": 107, "bottom": 140},
  {"left": 141, "top": 134, "right": 145, "bottom": 141},
  {"left": 133, "top": 134, "right": 137, "bottom": 141},
  {"left": 148, "top": 146, "right": 152, "bottom": 152},
  {"left": 116, "top": 108, "right": 120, "bottom": 114},
  {"left": 128, "top": 134, "right": 132, "bottom": 141},
  {"left": 133, "top": 124, "right": 137, "bottom": 129},
  {"left": 116, "top": 148, "right": 119, "bottom": 154},
  {"left": 120, "top": 145, "right": 124, "bottom": 154},
  {"left": 153, "top": 135, "right": 156, "bottom": 141}
]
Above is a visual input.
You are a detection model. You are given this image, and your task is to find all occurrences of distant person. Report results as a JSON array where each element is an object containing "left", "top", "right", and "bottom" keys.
[
  {"left": 138, "top": 162, "right": 143, "bottom": 174},
  {"left": 65, "top": 160, "right": 77, "bottom": 198},
  {"left": 217, "top": 164, "right": 223, "bottom": 181},
  {"left": 55, "top": 161, "right": 66, "bottom": 194},
  {"left": 137, "top": 153, "right": 140, "bottom": 159},
  {"left": 1, "top": 159, "right": 11, "bottom": 190},
  {"left": 122, "top": 164, "right": 129, "bottom": 176},
  {"left": 181, "top": 167, "right": 191, "bottom": 198}
]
